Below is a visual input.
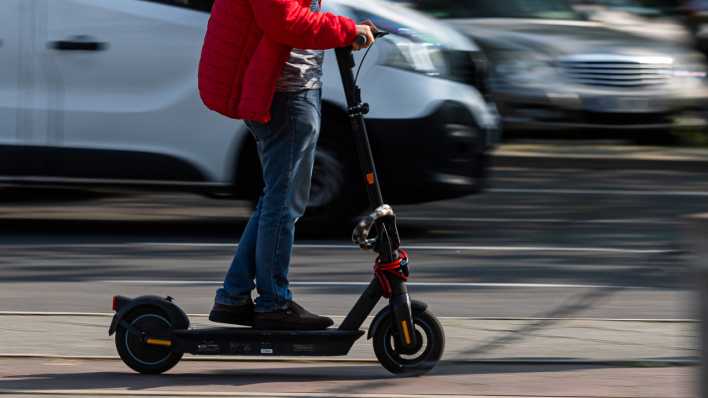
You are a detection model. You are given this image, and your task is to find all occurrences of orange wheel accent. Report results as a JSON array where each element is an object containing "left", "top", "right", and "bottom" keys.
[
  {"left": 401, "top": 320, "right": 412, "bottom": 345},
  {"left": 145, "top": 338, "right": 172, "bottom": 347}
]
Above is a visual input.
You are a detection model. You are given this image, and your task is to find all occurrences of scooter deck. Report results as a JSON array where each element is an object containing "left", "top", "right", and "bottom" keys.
[{"left": 172, "top": 327, "right": 365, "bottom": 356}]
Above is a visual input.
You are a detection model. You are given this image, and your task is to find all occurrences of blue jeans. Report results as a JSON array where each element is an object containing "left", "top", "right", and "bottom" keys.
[{"left": 216, "top": 89, "right": 321, "bottom": 312}]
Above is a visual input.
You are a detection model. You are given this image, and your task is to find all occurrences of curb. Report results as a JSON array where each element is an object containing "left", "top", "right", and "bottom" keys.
[
  {"left": 492, "top": 154, "right": 708, "bottom": 172},
  {"left": 0, "top": 390, "right": 600, "bottom": 398},
  {"left": 0, "top": 312, "right": 698, "bottom": 322},
  {"left": 0, "top": 353, "right": 697, "bottom": 367}
]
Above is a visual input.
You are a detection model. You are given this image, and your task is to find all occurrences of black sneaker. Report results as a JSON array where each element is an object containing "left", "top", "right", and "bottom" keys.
[
  {"left": 254, "top": 301, "right": 333, "bottom": 330},
  {"left": 209, "top": 299, "right": 254, "bottom": 326}
]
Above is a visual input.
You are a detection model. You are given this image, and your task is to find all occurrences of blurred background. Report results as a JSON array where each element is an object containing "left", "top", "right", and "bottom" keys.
[{"left": 1, "top": 0, "right": 707, "bottom": 396}]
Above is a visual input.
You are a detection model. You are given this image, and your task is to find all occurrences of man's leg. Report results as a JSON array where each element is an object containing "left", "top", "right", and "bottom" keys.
[
  {"left": 252, "top": 89, "right": 332, "bottom": 329},
  {"left": 209, "top": 199, "right": 259, "bottom": 325},
  {"left": 215, "top": 196, "right": 262, "bottom": 304},
  {"left": 209, "top": 122, "right": 269, "bottom": 325}
]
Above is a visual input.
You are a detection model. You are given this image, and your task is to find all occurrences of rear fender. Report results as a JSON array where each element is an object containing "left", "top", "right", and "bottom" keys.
[
  {"left": 367, "top": 300, "right": 428, "bottom": 340},
  {"left": 108, "top": 295, "right": 189, "bottom": 336}
]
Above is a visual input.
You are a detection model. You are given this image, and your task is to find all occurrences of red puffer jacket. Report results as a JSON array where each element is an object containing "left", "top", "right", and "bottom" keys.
[{"left": 198, "top": 0, "right": 357, "bottom": 123}]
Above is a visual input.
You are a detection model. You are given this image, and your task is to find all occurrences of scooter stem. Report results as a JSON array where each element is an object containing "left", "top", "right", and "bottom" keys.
[
  {"left": 334, "top": 38, "right": 418, "bottom": 351},
  {"left": 334, "top": 46, "right": 385, "bottom": 209}
]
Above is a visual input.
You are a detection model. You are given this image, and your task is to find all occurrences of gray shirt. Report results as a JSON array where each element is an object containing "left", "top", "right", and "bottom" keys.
[{"left": 275, "top": 0, "right": 324, "bottom": 92}]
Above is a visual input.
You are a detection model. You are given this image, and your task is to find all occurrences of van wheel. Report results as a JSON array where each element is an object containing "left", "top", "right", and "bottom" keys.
[
  {"left": 301, "top": 144, "right": 365, "bottom": 230},
  {"left": 235, "top": 112, "right": 367, "bottom": 231}
]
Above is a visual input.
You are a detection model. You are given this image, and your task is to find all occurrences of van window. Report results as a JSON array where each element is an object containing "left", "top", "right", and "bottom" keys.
[
  {"left": 143, "top": 0, "right": 214, "bottom": 12},
  {"left": 410, "top": 0, "right": 582, "bottom": 20}
]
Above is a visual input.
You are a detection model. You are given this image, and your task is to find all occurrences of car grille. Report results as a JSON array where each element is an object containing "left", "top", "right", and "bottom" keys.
[{"left": 558, "top": 55, "right": 673, "bottom": 88}]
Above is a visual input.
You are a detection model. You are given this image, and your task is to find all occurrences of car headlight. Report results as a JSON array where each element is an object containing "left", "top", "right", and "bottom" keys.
[
  {"left": 670, "top": 56, "right": 707, "bottom": 89},
  {"left": 381, "top": 36, "right": 449, "bottom": 76},
  {"left": 672, "top": 63, "right": 707, "bottom": 79},
  {"left": 346, "top": 7, "right": 481, "bottom": 82},
  {"left": 673, "top": 69, "right": 707, "bottom": 78},
  {"left": 491, "top": 53, "right": 556, "bottom": 87}
]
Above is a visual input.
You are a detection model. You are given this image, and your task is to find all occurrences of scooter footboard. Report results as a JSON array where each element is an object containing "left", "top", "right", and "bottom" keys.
[{"left": 173, "top": 328, "right": 365, "bottom": 356}]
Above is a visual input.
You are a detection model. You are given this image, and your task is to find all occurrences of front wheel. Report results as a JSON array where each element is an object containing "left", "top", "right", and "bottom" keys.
[
  {"left": 115, "top": 307, "right": 183, "bottom": 374},
  {"left": 373, "top": 310, "right": 445, "bottom": 376}
]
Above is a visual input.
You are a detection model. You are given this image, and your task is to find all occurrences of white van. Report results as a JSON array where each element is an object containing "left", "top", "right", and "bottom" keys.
[{"left": 0, "top": 0, "right": 498, "bottom": 222}]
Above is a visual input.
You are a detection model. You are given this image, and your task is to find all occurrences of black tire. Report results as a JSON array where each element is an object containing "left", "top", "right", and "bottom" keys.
[
  {"left": 631, "top": 129, "right": 678, "bottom": 146},
  {"left": 308, "top": 148, "right": 346, "bottom": 210},
  {"left": 373, "top": 310, "right": 445, "bottom": 376},
  {"left": 300, "top": 106, "right": 368, "bottom": 231},
  {"left": 115, "top": 306, "right": 183, "bottom": 374},
  {"left": 301, "top": 146, "right": 365, "bottom": 229},
  {"left": 235, "top": 131, "right": 366, "bottom": 232}
]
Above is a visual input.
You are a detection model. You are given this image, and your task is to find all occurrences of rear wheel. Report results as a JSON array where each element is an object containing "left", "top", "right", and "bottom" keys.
[
  {"left": 115, "top": 307, "right": 182, "bottom": 374},
  {"left": 373, "top": 310, "right": 445, "bottom": 376}
]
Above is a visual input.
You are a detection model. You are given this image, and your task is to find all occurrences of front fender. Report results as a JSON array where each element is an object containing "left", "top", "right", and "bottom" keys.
[
  {"left": 367, "top": 300, "right": 428, "bottom": 340},
  {"left": 108, "top": 295, "right": 190, "bottom": 336}
]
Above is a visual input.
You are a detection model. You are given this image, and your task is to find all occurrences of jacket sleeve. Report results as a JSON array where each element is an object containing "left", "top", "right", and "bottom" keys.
[{"left": 248, "top": 0, "right": 358, "bottom": 50}]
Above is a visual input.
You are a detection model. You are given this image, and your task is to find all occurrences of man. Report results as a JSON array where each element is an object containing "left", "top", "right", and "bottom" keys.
[{"left": 198, "top": 0, "right": 375, "bottom": 330}]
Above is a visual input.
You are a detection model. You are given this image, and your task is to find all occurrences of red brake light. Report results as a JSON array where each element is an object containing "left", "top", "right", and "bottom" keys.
[{"left": 112, "top": 296, "right": 119, "bottom": 312}]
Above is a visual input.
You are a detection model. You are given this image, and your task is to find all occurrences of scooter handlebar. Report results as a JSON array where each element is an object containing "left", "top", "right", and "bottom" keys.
[
  {"left": 354, "top": 35, "right": 368, "bottom": 48},
  {"left": 353, "top": 30, "right": 389, "bottom": 48}
]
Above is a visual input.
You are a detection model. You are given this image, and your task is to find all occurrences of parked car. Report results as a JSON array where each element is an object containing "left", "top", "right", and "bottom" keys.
[
  {"left": 657, "top": 0, "right": 708, "bottom": 54},
  {"left": 0, "top": 0, "right": 497, "bottom": 224},
  {"left": 396, "top": 0, "right": 708, "bottom": 139},
  {"left": 593, "top": 1, "right": 708, "bottom": 52},
  {"left": 573, "top": 0, "right": 692, "bottom": 44}
]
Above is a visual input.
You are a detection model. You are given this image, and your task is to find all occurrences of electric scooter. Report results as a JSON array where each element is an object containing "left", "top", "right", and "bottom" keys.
[{"left": 109, "top": 32, "right": 445, "bottom": 376}]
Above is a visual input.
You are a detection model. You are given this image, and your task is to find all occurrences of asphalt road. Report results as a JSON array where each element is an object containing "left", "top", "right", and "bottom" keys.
[
  {"left": 0, "top": 164, "right": 702, "bottom": 319},
  {"left": 0, "top": 358, "right": 693, "bottom": 398}
]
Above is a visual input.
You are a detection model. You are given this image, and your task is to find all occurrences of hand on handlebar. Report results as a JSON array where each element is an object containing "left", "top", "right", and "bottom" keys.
[{"left": 353, "top": 23, "right": 376, "bottom": 51}]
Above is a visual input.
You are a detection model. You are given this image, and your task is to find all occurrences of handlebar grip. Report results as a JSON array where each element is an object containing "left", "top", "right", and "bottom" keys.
[
  {"left": 354, "top": 35, "right": 368, "bottom": 47},
  {"left": 353, "top": 30, "right": 389, "bottom": 48}
]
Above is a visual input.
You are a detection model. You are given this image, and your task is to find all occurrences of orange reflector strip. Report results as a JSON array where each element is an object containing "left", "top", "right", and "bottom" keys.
[
  {"left": 400, "top": 320, "right": 412, "bottom": 345},
  {"left": 146, "top": 338, "right": 172, "bottom": 347},
  {"left": 366, "top": 173, "right": 375, "bottom": 185}
]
